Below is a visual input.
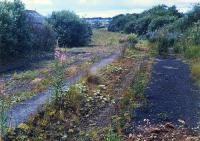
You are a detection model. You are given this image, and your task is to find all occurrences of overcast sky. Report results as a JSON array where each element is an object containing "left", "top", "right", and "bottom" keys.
[{"left": 13, "top": 0, "right": 200, "bottom": 17}]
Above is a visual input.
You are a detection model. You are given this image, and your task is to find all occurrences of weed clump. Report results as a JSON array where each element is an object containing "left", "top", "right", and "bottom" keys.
[
  {"left": 185, "top": 45, "right": 200, "bottom": 59},
  {"left": 127, "top": 33, "right": 138, "bottom": 48},
  {"left": 0, "top": 96, "right": 8, "bottom": 138},
  {"left": 51, "top": 61, "right": 65, "bottom": 102},
  {"left": 191, "top": 62, "right": 200, "bottom": 84},
  {"left": 104, "top": 127, "right": 122, "bottom": 141},
  {"left": 64, "top": 86, "right": 83, "bottom": 114}
]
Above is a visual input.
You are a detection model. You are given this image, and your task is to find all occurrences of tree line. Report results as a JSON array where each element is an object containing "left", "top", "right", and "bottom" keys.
[
  {"left": 0, "top": 0, "right": 92, "bottom": 61},
  {"left": 108, "top": 4, "right": 200, "bottom": 56}
]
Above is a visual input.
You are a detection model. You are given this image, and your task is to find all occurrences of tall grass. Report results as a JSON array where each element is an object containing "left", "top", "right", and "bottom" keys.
[
  {"left": 91, "top": 29, "right": 123, "bottom": 46},
  {"left": 0, "top": 96, "right": 8, "bottom": 137},
  {"left": 191, "top": 62, "right": 200, "bottom": 84},
  {"left": 185, "top": 45, "right": 200, "bottom": 59},
  {"left": 104, "top": 128, "right": 122, "bottom": 141},
  {"left": 51, "top": 61, "right": 65, "bottom": 104}
]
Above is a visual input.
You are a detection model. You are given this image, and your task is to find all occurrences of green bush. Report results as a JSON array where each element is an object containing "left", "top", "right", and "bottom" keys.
[
  {"left": 0, "top": 0, "right": 28, "bottom": 60},
  {"left": 28, "top": 22, "right": 56, "bottom": 52},
  {"left": 108, "top": 14, "right": 136, "bottom": 32},
  {"left": 185, "top": 45, "right": 200, "bottom": 59},
  {"left": 104, "top": 128, "right": 121, "bottom": 141},
  {"left": 191, "top": 62, "right": 200, "bottom": 84},
  {"left": 157, "top": 38, "right": 168, "bottom": 55},
  {"left": 52, "top": 61, "right": 65, "bottom": 102},
  {"left": 48, "top": 11, "right": 92, "bottom": 47},
  {"left": 156, "top": 36, "right": 173, "bottom": 56},
  {"left": 173, "top": 44, "right": 183, "bottom": 54},
  {"left": 124, "top": 21, "right": 136, "bottom": 34},
  {"left": 127, "top": 33, "right": 138, "bottom": 47},
  {"left": 148, "top": 16, "right": 177, "bottom": 32},
  {"left": 0, "top": 0, "right": 56, "bottom": 61},
  {"left": 0, "top": 96, "right": 8, "bottom": 136},
  {"left": 108, "top": 5, "right": 181, "bottom": 36}
]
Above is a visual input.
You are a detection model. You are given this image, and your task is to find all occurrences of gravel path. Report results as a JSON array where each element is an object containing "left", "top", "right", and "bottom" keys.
[{"left": 133, "top": 56, "right": 200, "bottom": 130}]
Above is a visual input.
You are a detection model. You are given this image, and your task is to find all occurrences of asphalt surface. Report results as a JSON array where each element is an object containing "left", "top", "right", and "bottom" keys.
[{"left": 133, "top": 56, "right": 200, "bottom": 130}]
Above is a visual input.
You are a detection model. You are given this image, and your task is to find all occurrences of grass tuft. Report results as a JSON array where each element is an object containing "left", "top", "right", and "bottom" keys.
[
  {"left": 13, "top": 70, "right": 39, "bottom": 80},
  {"left": 185, "top": 45, "right": 200, "bottom": 59},
  {"left": 191, "top": 62, "right": 200, "bottom": 85}
]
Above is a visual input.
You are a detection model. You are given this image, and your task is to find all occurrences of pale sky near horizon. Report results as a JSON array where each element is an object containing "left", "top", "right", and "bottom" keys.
[{"left": 4, "top": 0, "right": 200, "bottom": 17}]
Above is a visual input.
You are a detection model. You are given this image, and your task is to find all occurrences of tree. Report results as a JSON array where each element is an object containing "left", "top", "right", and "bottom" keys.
[
  {"left": 108, "top": 14, "right": 137, "bottom": 32},
  {"left": 148, "top": 16, "right": 177, "bottom": 32},
  {"left": 48, "top": 11, "right": 92, "bottom": 47},
  {"left": 25, "top": 10, "right": 56, "bottom": 53},
  {"left": 0, "top": 0, "right": 29, "bottom": 60},
  {"left": 108, "top": 5, "right": 182, "bottom": 36},
  {"left": 0, "top": 0, "right": 56, "bottom": 61}
]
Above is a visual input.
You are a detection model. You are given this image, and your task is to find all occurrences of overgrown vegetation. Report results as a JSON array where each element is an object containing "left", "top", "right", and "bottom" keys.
[
  {"left": 108, "top": 3, "right": 200, "bottom": 83},
  {"left": 51, "top": 61, "right": 65, "bottom": 102},
  {"left": 108, "top": 4, "right": 200, "bottom": 56},
  {"left": 191, "top": 62, "right": 200, "bottom": 85},
  {"left": 104, "top": 128, "right": 122, "bottom": 141},
  {"left": 2, "top": 1, "right": 200, "bottom": 140},
  {"left": 0, "top": 29, "right": 125, "bottom": 111},
  {"left": 0, "top": 0, "right": 93, "bottom": 62},
  {"left": 0, "top": 96, "right": 8, "bottom": 137},
  {"left": 4, "top": 39, "right": 152, "bottom": 140},
  {"left": 108, "top": 5, "right": 181, "bottom": 35}
]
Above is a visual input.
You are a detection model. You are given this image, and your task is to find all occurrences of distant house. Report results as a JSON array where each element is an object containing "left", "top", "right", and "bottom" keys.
[
  {"left": 83, "top": 17, "right": 112, "bottom": 28},
  {"left": 83, "top": 17, "right": 112, "bottom": 22}
]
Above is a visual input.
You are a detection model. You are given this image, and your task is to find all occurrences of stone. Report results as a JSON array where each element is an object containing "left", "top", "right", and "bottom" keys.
[
  {"left": 31, "top": 78, "right": 42, "bottom": 84},
  {"left": 178, "top": 119, "right": 186, "bottom": 125}
]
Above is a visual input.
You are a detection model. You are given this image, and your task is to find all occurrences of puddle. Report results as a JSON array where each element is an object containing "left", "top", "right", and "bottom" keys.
[{"left": 163, "top": 66, "right": 179, "bottom": 70}]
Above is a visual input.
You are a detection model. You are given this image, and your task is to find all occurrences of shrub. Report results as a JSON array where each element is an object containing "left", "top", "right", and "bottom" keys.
[
  {"left": 173, "top": 44, "right": 183, "bottom": 54},
  {"left": 108, "top": 5, "right": 181, "bottom": 36},
  {"left": 148, "top": 16, "right": 177, "bottom": 32},
  {"left": 28, "top": 21, "right": 56, "bottom": 52},
  {"left": 191, "top": 62, "right": 200, "bottom": 84},
  {"left": 128, "top": 33, "right": 138, "bottom": 44},
  {"left": 48, "top": 11, "right": 92, "bottom": 47},
  {"left": 0, "top": 96, "right": 8, "bottom": 136},
  {"left": 63, "top": 86, "right": 83, "bottom": 114},
  {"left": 157, "top": 37, "right": 169, "bottom": 55},
  {"left": 13, "top": 70, "right": 39, "bottom": 80},
  {"left": 152, "top": 30, "right": 176, "bottom": 55},
  {"left": 0, "top": 1, "right": 56, "bottom": 61},
  {"left": 52, "top": 61, "right": 65, "bottom": 103},
  {"left": 108, "top": 14, "right": 131, "bottom": 32},
  {"left": 133, "top": 16, "right": 151, "bottom": 35},
  {"left": 124, "top": 21, "right": 136, "bottom": 34},
  {"left": 104, "top": 128, "right": 122, "bottom": 141},
  {"left": 0, "top": 0, "right": 28, "bottom": 60},
  {"left": 127, "top": 33, "right": 138, "bottom": 47},
  {"left": 187, "top": 4, "right": 200, "bottom": 26},
  {"left": 185, "top": 45, "right": 200, "bottom": 59}
]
